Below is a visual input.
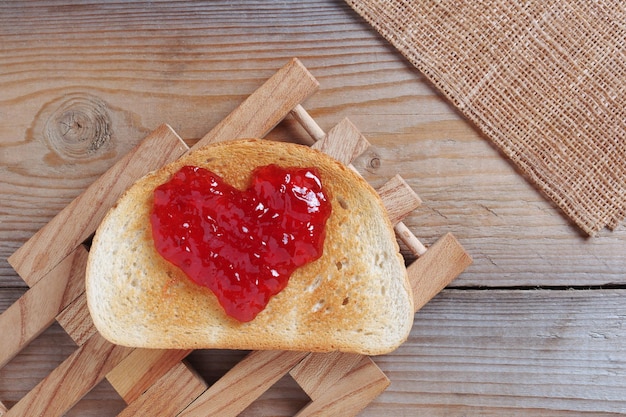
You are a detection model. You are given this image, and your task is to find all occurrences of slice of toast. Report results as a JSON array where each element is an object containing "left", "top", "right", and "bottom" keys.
[{"left": 86, "top": 139, "right": 414, "bottom": 355}]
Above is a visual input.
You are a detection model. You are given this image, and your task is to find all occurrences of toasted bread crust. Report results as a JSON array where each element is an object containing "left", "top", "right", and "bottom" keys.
[{"left": 86, "top": 139, "right": 414, "bottom": 355}]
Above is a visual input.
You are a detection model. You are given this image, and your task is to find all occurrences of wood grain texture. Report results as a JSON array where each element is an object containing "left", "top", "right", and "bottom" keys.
[
  {"left": 295, "top": 355, "right": 390, "bottom": 417},
  {"left": 194, "top": 58, "right": 319, "bottom": 148},
  {"left": 0, "top": 246, "right": 87, "bottom": 368},
  {"left": 1, "top": 56, "right": 326, "bottom": 416},
  {"left": 1, "top": 0, "right": 625, "bottom": 415},
  {"left": 5, "top": 332, "right": 133, "bottom": 417},
  {"left": 288, "top": 350, "right": 390, "bottom": 417},
  {"left": 7, "top": 124, "right": 187, "bottom": 287},
  {"left": 311, "top": 118, "right": 369, "bottom": 166},
  {"left": 106, "top": 348, "right": 193, "bottom": 404},
  {"left": 409, "top": 233, "right": 473, "bottom": 312},
  {"left": 377, "top": 175, "right": 423, "bottom": 226},
  {"left": 290, "top": 352, "right": 364, "bottom": 400},
  {"left": 179, "top": 350, "right": 309, "bottom": 417},
  {"left": 2, "top": 1, "right": 624, "bottom": 289},
  {"left": 367, "top": 289, "right": 626, "bottom": 416},
  {"left": 117, "top": 361, "right": 207, "bottom": 417},
  {"left": 1, "top": 290, "right": 625, "bottom": 416}
]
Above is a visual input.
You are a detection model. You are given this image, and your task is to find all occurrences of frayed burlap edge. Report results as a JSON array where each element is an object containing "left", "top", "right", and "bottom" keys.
[{"left": 346, "top": 0, "right": 626, "bottom": 236}]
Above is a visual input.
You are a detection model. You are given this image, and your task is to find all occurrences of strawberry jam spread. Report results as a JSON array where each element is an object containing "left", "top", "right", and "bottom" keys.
[{"left": 150, "top": 164, "right": 332, "bottom": 322}]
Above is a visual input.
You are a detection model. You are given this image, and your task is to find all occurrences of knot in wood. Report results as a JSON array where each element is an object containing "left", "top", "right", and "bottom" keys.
[{"left": 44, "top": 94, "right": 111, "bottom": 161}]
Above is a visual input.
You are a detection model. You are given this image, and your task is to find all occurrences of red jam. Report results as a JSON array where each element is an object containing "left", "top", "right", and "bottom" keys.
[{"left": 150, "top": 164, "right": 332, "bottom": 322}]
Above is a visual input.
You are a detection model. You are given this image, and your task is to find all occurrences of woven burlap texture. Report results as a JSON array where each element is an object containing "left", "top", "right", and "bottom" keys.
[{"left": 347, "top": 0, "right": 626, "bottom": 236}]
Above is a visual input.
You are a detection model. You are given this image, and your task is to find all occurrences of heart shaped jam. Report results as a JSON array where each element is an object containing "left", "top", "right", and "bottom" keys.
[{"left": 150, "top": 164, "right": 332, "bottom": 322}]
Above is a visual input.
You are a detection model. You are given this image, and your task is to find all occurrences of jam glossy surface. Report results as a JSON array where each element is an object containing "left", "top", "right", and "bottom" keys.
[{"left": 150, "top": 164, "right": 332, "bottom": 322}]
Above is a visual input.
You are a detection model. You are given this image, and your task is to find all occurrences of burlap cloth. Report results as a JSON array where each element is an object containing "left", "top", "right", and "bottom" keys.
[{"left": 346, "top": 0, "right": 626, "bottom": 236}]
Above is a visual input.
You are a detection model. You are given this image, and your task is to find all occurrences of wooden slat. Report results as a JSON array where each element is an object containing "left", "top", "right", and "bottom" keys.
[
  {"left": 294, "top": 356, "right": 390, "bottom": 417},
  {"left": 178, "top": 350, "right": 309, "bottom": 417},
  {"left": 55, "top": 292, "right": 97, "bottom": 346},
  {"left": 193, "top": 58, "right": 319, "bottom": 148},
  {"left": 377, "top": 175, "right": 423, "bottom": 226},
  {"left": 107, "top": 348, "right": 193, "bottom": 404},
  {"left": 117, "top": 361, "right": 207, "bottom": 417},
  {"left": 8, "top": 124, "right": 188, "bottom": 287},
  {"left": 0, "top": 246, "right": 87, "bottom": 368},
  {"left": 289, "top": 352, "right": 363, "bottom": 399},
  {"left": 310, "top": 118, "right": 369, "bottom": 166},
  {"left": 4, "top": 332, "right": 134, "bottom": 417},
  {"left": 408, "top": 233, "right": 473, "bottom": 313}
]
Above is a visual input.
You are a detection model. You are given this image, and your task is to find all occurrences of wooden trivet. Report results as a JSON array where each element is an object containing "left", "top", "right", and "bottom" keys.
[{"left": 1, "top": 58, "right": 471, "bottom": 416}]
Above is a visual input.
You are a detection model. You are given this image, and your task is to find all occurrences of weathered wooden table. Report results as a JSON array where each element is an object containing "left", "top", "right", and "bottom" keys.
[{"left": 1, "top": 1, "right": 625, "bottom": 416}]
